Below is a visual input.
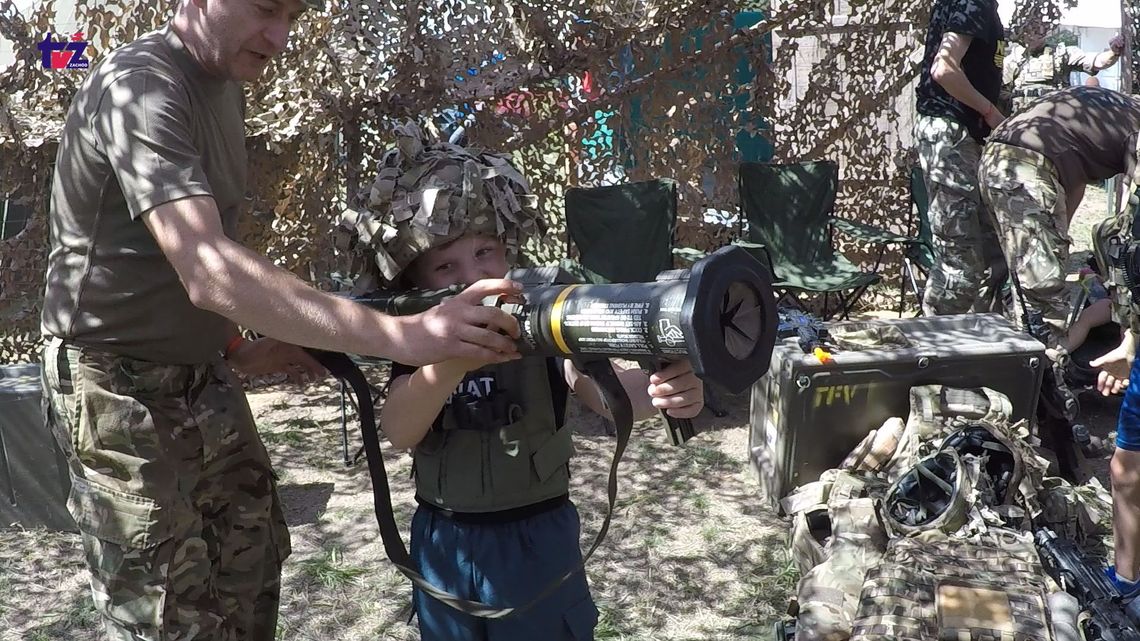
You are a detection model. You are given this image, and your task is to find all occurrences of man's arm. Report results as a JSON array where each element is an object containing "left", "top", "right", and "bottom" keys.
[
  {"left": 1064, "top": 45, "right": 1119, "bottom": 74},
  {"left": 931, "top": 32, "right": 1005, "bottom": 128},
  {"left": 1091, "top": 158, "right": 1140, "bottom": 394},
  {"left": 143, "top": 195, "right": 522, "bottom": 367},
  {"left": 1088, "top": 35, "right": 1124, "bottom": 72},
  {"left": 1093, "top": 48, "right": 1120, "bottom": 71}
]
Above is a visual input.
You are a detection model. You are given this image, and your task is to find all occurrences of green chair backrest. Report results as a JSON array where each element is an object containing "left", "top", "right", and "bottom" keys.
[
  {"left": 565, "top": 179, "right": 678, "bottom": 283},
  {"left": 908, "top": 166, "right": 935, "bottom": 270},
  {"left": 738, "top": 160, "right": 838, "bottom": 271}
]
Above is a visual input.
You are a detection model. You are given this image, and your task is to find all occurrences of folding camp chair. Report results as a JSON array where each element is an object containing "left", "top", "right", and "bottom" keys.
[
  {"left": 562, "top": 178, "right": 727, "bottom": 416},
  {"left": 896, "top": 166, "right": 935, "bottom": 315},
  {"left": 831, "top": 166, "right": 934, "bottom": 316},
  {"left": 737, "top": 161, "right": 881, "bottom": 320},
  {"left": 562, "top": 178, "right": 680, "bottom": 283}
]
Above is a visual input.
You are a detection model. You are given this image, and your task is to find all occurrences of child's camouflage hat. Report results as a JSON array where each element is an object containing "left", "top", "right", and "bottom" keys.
[{"left": 336, "top": 121, "right": 544, "bottom": 288}]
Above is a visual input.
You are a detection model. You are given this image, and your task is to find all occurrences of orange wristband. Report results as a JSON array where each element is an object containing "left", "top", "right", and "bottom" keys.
[{"left": 223, "top": 335, "right": 245, "bottom": 359}]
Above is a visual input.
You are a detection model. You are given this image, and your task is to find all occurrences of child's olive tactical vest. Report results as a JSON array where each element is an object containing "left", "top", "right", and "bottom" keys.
[{"left": 413, "top": 356, "right": 574, "bottom": 512}]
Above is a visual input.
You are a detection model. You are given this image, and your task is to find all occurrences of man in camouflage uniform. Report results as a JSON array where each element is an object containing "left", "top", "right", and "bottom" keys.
[
  {"left": 978, "top": 86, "right": 1140, "bottom": 421},
  {"left": 915, "top": 0, "right": 1008, "bottom": 316},
  {"left": 1002, "top": 13, "right": 1124, "bottom": 113},
  {"left": 39, "top": 0, "right": 523, "bottom": 639}
]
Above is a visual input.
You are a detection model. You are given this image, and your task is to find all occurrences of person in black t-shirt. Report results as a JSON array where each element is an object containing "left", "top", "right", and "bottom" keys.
[{"left": 914, "top": 0, "right": 1008, "bottom": 316}]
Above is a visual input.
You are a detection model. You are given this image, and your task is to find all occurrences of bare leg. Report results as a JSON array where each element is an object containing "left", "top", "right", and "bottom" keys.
[
  {"left": 1061, "top": 299, "right": 1112, "bottom": 353},
  {"left": 1114, "top": 448, "right": 1140, "bottom": 581}
]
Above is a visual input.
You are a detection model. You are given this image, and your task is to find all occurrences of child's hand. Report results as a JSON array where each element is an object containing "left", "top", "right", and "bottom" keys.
[{"left": 647, "top": 360, "right": 704, "bottom": 419}]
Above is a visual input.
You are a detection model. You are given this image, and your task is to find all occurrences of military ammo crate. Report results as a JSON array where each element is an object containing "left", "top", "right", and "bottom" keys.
[
  {"left": 749, "top": 314, "right": 1045, "bottom": 508},
  {"left": 0, "top": 364, "right": 76, "bottom": 531}
]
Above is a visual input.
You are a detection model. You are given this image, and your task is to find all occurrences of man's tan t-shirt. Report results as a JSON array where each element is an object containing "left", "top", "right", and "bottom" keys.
[{"left": 42, "top": 25, "right": 247, "bottom": 363}]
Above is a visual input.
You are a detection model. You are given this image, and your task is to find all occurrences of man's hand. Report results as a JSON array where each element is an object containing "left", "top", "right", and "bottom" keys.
[
  {"left": 648, "top": 360, "right": 705, "bottom": 419},
  {"left": 390, "top": 278, "right": 523, "bottom": 367},
  {"left": 1090, "top": 333, "right": 1136, "bottom": 396},
  {"left": 228, "top": 337, "right": 327, "bottom": 384},
  {"left": 1111, "top": 34, "right": 1125, "bottom": 55}
]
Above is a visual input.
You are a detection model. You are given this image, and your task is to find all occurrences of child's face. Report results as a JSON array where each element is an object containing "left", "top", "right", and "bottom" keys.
[{"left": 406, "top": 234, "right": 510, "bottom": 289}]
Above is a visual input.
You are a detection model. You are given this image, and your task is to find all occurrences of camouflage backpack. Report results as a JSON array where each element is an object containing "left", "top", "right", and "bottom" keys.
[
  {"left": 785, "top": 470, "right": 888, "bottom": 641},
  {"left": 1091, "top": 147, "right": 1140, "bottom": 336}
]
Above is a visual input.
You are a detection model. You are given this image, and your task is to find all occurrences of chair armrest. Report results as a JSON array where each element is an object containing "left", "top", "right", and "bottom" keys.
[
  {"left": 830, "top": 217, "right": 914, "bottom": 245},
  {"left": 672, "top": 246, "right": 708, "bottom": 264},
  {"left": 732, "top": 240, "right": 766, "bottom": 250}
]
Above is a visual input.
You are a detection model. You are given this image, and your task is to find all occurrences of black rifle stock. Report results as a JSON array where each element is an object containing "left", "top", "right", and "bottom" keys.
[{"left": 1035, "top": 527, "right": 1140, "bottom": 641}]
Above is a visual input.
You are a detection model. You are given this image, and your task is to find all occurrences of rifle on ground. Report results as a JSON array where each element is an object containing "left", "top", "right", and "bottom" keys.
[{"left": 1035, "top": 527, "right": 1140, "bottom": 641}]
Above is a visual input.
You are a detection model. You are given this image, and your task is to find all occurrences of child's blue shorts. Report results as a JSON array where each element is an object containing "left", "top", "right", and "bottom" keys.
[
  {"left": 411, "top": 498, "right": 599, "bottom": 641},
  {"left": 1118, "top": 357, "right": 1140, "bottom": 451}
]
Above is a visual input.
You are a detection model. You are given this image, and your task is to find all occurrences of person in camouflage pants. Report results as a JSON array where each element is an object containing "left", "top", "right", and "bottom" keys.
[
  {"left": 980, "top": 86, "right": 1140, "bottom": 422},
  {"left": 42, "top": 339, "right": 290, "bottom": 640},
  {"left": 38, "top": 0, "right": 525, "bottom": 637},
  {"left": 916, "top": 116, "right": 1008, "bottom": 315},
  {"left": 913, "top": 0, "right": 1008, "bottom": 316},
  {"left": 978, "top": 144, "right": 1069, "bottom": 347}
]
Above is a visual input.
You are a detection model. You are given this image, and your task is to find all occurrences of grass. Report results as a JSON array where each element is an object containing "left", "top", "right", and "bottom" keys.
[
  {"left": 595, "top": 606, "right": 624, "bottom": 640},
  {"left": 23, "top": 598, "right": 98, "bottom": 641},
  {"left": 283, "top": 417, "right": 322, "bottom": 431},
  {"left": 685, "top": 445, "right": 741, "bottom": 472},
  {"left": 701, "top": 522, "right": 722, "bottom": 543},
  {"left": 298, "top": 547, "right": 369, "bottom": 590},
  {"left": 691, "top": 494, "right": 710, "bottom": 514},
  {"left": 261, "top": 428, "right": 308, "bottom": 446},
  {"left": 731, "top": 551, "right": 800, "bottom": 631}
]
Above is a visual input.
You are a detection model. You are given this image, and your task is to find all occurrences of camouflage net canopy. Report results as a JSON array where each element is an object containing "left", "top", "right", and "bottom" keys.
[{"left": 0, "top": 0, "right": 1117, "bottom": 363}]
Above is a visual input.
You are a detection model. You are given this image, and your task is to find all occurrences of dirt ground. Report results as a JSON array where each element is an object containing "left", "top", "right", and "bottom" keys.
[
  {"left": 0, "top": 183, "right": 1126, "bottom": 641},
  {"left": 0, "top": 369, "right": 792, "bottom": 641}
]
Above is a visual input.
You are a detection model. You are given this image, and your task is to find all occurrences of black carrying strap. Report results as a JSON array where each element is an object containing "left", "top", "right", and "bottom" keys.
[{"left": 310, "top": 350, "right": 632, "bottom": 619}]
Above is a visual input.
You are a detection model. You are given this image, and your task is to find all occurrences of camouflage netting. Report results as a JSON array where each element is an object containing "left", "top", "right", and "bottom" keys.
[{"left": 0, "top": 0, "right": 1112, "bottom": 363}]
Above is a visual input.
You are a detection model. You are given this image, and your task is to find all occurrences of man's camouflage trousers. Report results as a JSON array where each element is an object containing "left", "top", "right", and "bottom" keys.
[
  {"left": 915, "top": 114, "right": 1008, "bottom": 316},
  {"left": 41, "top": 338, "right": 291, "bottom": 641},
  {"left": 979, "top": 142, "right": 1080, "bottom": 420},
  {"left": 978, "top": 141, "right": 1073, "bottom": 350}
]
